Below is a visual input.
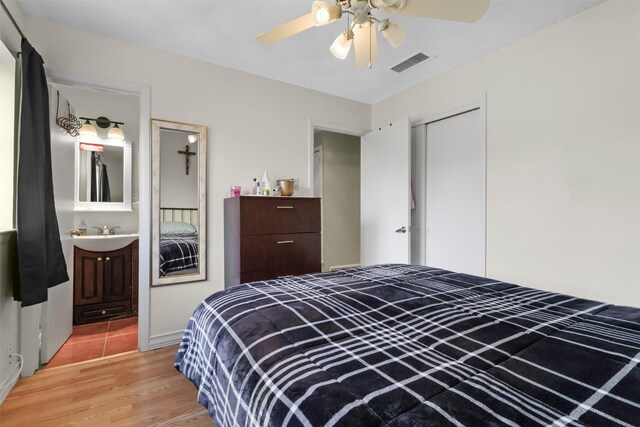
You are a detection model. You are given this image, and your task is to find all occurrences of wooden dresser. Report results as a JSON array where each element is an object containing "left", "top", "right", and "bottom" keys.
[
  {"left": 224, "top": 196, "right": 321, "bottom": 287},
  {"left": 73, "top": 240, "right": 138, "bottom": 324}
]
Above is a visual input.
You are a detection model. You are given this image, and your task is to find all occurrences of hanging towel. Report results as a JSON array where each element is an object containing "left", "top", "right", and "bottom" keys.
[{"left": 16, "top": 39, "right": 69, "bottom": 307}]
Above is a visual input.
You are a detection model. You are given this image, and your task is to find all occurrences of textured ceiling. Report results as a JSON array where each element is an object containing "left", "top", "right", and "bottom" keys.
[{"left": 18, "top": 0, "right": 603, "bottom": 104}]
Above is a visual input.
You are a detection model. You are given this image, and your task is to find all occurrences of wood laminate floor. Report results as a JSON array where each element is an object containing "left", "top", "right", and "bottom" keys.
[{"left": 0, "top": 346, "right": 211, "bottom": 426}]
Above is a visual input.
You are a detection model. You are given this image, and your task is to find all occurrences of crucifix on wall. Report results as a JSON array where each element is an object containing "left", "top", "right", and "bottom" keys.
[{"left": 178, "top": 145, "right": 197, "bottom": 175}]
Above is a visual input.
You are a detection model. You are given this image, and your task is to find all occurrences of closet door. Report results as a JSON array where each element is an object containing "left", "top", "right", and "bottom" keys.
[{"left": 425, "top": 109, "right": 485, "bottom": 276}]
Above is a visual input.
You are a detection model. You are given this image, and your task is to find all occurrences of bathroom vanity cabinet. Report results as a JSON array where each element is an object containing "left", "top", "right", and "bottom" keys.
[{"left": 73, "top": 240, "right": 138, "bottom": 324}]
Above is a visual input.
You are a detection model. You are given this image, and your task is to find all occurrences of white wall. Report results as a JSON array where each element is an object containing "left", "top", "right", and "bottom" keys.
[
  {"left": 21, "top": 15, "right": 371, "bottom": 339},
  {"left": 373, "top": 0, "right": 640, "bottom": 307},
  {"left": 314, "top": 131, "right": 361, "bottom": 271},
  {"left": 160, "top": 130, "right": 198, "bottom": 209}
]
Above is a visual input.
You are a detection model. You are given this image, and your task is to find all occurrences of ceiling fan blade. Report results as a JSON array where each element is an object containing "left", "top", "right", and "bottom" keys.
[
  {"left": 256, "top": 13, "right": 316, "bottom": 44},
  {"left": 353, "top": 22, "right": 378, "bottom": 68},
  {"left": 385, "top": 0, "right": 490, "bottom": 23}
]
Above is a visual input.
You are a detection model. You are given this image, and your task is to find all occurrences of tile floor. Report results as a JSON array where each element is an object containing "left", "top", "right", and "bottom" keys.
[{"left": 46, "top": 316, "right": 138, "bottom": 368}]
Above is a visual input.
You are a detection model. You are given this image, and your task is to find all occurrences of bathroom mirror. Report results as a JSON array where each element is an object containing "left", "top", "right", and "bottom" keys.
[
  {"left": 151, "top": 119, "right": 207, "bottom": 286},
  {"left": 74, "top": 138, "right": 132, "bottom": 211}
]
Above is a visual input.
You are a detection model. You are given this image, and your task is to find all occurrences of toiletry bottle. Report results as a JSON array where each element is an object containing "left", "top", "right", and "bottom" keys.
[
  {"left": 255, "top": 182, "right": 260, "bottom": 196},
  {"left": 263, "top": 185, "right": 270, "bottom": 196},
  {"left": 251, "top": 178, "right": 257, "bottom": 195},
  {"left": 79, "top": 219, "right": 87, "bottom": 235},
  {"left": 274, "top": 186, "right": 281, "bottom": 197}
]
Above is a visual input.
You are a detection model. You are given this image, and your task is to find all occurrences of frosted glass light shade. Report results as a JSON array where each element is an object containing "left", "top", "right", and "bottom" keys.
[
  {"left": 380, "top": 19, "right": 406, "bottom": 48},
  {"left": 330, "top": 31, "right": 353, "bottom": 60},
  {"left": 79, "top": 120, "right": 97, "bottom": 137},
  {"left": 312, "top": 1, "right": 341, "bottom": 26},
  {"left": 353, "top": 21, "right": 378, "bottom": 68},
  {"left": 108, "top": 124, "right": 124, "bottom": 140}
]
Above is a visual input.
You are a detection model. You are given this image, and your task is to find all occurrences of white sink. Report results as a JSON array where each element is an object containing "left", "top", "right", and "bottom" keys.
[{"left": 72, "top": 233, "right": 139, "bottom": 252}]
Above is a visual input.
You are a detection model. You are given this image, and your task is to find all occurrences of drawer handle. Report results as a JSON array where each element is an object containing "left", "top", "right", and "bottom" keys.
[
  {"left": 101, "top": 310, "right": 106, "bottom": 315},
  {"left": 276, "top": 206, "right": 294, "bottom": 209},
  {"left": 277, "top": 275, "right": 293, "bottom": 279},
  {"left": 276, "top": 240, "right": 294, "bottom": 244},
  {"left": 97, "top": 257, "right": 102, "bottom": 262}
]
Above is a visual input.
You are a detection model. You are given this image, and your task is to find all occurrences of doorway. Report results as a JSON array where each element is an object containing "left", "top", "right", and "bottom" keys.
[
  {"left": 411, "top": 97, "right": 486, "bottom": 276},
  {"left": 311, "top": 126, "right": 363, "bottom": 272},
  {"left": 44, "top": 84, "right": 141, "bottom": 368},
  {"left": 33, "top": 71, "right": 151, "bottom": 372}
]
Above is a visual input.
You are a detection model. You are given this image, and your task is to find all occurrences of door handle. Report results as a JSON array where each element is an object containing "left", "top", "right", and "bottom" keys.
[{"left": 395, "top": 226, "right": 407, "bottom": 234}]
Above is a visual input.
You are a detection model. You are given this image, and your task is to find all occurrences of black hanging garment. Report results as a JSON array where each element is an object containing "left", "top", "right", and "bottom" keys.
[
  {"left": 90, "top": 152, "right": 97, "bottom": 202},
  {"left": 16, "top": 39, "right": 69, "bottom": 307},
  {"left": 100, "top": 163, "right": 111, "bottom": 202}
]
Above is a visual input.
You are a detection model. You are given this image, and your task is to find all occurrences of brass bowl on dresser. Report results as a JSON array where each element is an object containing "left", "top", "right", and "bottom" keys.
[{"left": 277, "top": 179, "right": 295, "bottom": 196}]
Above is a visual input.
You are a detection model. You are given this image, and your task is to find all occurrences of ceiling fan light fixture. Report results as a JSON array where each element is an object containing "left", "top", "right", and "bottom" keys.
[
  {"left": 330, "top": 30, "right": 353, "bottom": 60},
  {"left": 379, "top": 19, "right": 406, "bottom": 48},
  {"left": 312, "top": 1, "right": 342, "bottom": 26}
]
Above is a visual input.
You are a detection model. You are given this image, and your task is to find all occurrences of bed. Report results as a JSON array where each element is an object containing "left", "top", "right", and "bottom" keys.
[
  {"left": 175, "top": 264, "right": 640, "bottom": 426},
  {"left": 159, "top": 207, "right": 199, "bottom": 277}
]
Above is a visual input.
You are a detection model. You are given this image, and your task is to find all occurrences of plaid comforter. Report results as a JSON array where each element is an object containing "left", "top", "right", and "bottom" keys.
[
  {"left": 159, "top": 234, "right": 199, "bottom": 276},
  {"left": 175, "top": 264, "right": 640, "bottom": 426}
]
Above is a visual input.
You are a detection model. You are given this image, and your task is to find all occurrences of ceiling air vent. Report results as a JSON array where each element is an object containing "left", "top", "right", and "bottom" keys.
[{"left": 391, "top": 52, "right": 431, "bottom": 73}]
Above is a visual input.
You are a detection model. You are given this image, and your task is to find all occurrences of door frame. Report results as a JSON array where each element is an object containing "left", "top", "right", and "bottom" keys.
[
  {"left": 307, "top": 119, "right": 369, "bottom": 194},
  {"left": 411, "top": 94, "right": 487, "bottom": 274},
  {"left": 308, "top": 120, "right": 369, "bottom": 270},
  {"left": 45, "top": 69, "right": 151, "bottom": 352}
]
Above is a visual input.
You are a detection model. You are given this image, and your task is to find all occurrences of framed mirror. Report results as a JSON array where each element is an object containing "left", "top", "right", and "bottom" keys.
[
  {"left": 74, "top": 138, "right": 132, "bottom": 211},
  {"left": 151, "top": 119, "right": 207, "bottom": 286}
]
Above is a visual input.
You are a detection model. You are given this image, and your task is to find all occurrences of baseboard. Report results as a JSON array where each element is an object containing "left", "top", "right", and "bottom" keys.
[
  {"left": 148, "top": 330, "right": 184, "bottom": 350},
  {"left": 0, "top": 361, "right": 21, "bottom": 405}
]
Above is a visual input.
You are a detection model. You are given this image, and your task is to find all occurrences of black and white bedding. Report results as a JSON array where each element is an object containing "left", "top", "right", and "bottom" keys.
[
  {"left": 159, "top": 234, "right": 199, "bottom": 276},
  {"left": 175, "top": 264, "right": 640, "bottom": 426}
]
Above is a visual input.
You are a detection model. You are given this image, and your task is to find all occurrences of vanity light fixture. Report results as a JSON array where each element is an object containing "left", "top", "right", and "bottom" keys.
[
  {"left": 187, "top": 134, "right": 198, "bottom": 144},
  {"left": 108, "top": 123, "right": 125, "bottom": 140},
  {"left": 79, "top": 116, "right": 125, "bottom": 140},
  {"left": 79, "top": 118, "right": 97, "bottom": 137}
]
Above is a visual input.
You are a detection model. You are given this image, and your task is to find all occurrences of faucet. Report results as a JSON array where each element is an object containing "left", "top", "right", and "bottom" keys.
[
  {"left": 91, "top": 225, "right": 112, "bottom": 235},
  {"left": 109, "top": 226, "right": 121, "bottom": 235}
]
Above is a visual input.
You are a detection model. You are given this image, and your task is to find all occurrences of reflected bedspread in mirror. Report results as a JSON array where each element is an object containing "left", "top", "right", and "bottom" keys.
[{"left": 152, "top": 119, "right": 207, "bottom": 286}]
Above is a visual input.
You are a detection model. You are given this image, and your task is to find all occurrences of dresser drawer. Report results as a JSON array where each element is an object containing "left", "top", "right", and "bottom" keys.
[
  {"left": 240, "top": 233, "right": 320, "bottom": 273},
  {"left": 240, "top": 198, "right": 320, "bottom": 235},
  {"left": 240, "top": 265, "right": 319, "bottom": 285},
  {"left": 74, "top": 301, "right": 131, "bottom": 324}
]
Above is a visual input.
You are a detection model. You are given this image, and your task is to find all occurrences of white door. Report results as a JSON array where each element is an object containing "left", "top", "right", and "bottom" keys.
[
  {"left": 41, "top": 85, "right": 74, "bottom": 363},
  {"left": 361, "top": 118, "right": 411, "bottom": 265},
  {"left": 425, "top": 109, "right": 485, "bottom": 276}
]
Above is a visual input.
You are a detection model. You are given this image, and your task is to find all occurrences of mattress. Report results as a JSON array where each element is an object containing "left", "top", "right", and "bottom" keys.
[
  {"left": 159, "top": 233, "right": 199, "bottom": 277},
  {"left": 175, "top": 264, "right": 640, "bottom": 426}
]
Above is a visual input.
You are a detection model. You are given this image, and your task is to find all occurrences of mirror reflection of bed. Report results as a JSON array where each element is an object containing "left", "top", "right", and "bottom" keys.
[
  {"left": 159, "top": 208, "right": 199, "bottom": 277},
  {"left": 152, "top": 119, "right": 207, "bottom": 285}
]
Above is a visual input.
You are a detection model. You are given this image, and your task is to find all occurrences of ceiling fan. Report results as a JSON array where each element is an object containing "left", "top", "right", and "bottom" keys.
[{"left": 257, "top": 0, "right": 490, "bottom": 68}]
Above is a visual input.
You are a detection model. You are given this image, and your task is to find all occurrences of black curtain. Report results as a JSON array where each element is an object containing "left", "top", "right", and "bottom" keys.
[{"left": 16, "top": 39, "right": 69, "bottom": 307}]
